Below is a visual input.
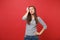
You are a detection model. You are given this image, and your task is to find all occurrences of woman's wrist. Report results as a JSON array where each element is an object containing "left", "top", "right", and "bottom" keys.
[{"left": 39, "top": 28, "right": 45, "bottom": 35}]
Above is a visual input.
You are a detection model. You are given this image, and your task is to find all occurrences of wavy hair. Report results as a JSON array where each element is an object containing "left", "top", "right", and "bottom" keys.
[{"left": 27, "top": 5, "right": 38, "bottom": 25}]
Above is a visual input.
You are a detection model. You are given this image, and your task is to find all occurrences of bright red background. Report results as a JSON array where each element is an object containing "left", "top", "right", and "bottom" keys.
[{"left": 0, "top": 0, "right": 60, "bottom": 40}]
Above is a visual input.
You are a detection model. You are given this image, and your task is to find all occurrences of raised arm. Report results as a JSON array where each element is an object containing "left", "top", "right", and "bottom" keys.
[
  {"left": 22, "top": 12, "right": 28, "bottom": 20},
  {"left": 22, "top": 7, "right": 29, "bottom": 20}
]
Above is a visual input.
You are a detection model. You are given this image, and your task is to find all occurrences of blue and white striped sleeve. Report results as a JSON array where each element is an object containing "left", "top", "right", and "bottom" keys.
[{"left": 37, "top": 16, "right": 47, "bottom": 29}]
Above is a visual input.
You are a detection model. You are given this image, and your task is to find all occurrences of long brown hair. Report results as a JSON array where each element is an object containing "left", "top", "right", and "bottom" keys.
[{"left": 27, "top": 5, "right": 38, "bottom": 25}]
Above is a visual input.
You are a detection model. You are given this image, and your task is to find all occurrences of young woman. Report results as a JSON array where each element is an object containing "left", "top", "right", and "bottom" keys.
[{"left": 22, "top": 5, "right": 47, "bottom": 40}]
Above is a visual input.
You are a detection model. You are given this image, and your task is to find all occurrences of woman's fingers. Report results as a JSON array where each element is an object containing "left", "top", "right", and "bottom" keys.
[
  {"left": 34, "top": 31, "right": 40, "bottom": 35},
  {"left": 26, "top": 7, "right": 29, "bottom": 13}
]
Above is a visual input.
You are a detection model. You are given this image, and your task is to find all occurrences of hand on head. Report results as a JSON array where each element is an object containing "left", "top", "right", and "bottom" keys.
[{"left": 26, "top": 7, "right": 29, "bottom": 13}]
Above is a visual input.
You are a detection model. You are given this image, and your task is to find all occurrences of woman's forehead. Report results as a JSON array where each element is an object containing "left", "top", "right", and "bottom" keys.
[{"left": 29, "top": 7, "right": 34, "bottom": 9}]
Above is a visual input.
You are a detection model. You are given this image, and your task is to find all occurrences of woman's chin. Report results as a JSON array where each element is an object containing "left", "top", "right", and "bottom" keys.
[{"left": 31, "top": 13, "right": 34, "bottom": 15}]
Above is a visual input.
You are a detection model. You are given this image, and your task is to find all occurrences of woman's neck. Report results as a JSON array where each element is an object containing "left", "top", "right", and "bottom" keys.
[{"left": 31, "top": 15, "right": 34, "bottom": 20}]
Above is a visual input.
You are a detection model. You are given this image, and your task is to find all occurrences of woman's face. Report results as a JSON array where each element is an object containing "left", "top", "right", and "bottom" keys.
[{"left": 29, "top": 7, "right": 35, "bottom": 15}]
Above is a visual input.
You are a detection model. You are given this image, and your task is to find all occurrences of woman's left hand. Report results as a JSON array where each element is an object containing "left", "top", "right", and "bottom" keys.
[
  {"left": 34, "top": 28, "right": 45, "bottom": 36},
  {"left": 34, "top": 31, "right": 41, "bottom": 36}
]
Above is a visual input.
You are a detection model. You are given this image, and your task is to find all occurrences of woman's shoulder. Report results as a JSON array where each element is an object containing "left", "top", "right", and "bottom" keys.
[{"left": 37, "top": 16, "right": 41, "bottom": 19}]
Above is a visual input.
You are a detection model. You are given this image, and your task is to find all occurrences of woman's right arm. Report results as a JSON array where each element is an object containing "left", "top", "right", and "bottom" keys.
[
  {"left": 22, "top": 7, "right": 29, "bottom": 20},
  {"left": 22, "top": 12, "right": 28, "bottom": 20}
]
